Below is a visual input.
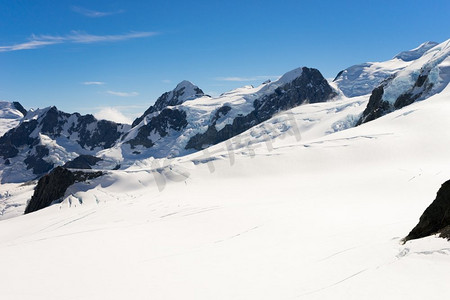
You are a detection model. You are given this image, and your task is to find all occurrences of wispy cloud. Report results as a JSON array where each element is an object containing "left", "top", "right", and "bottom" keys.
[
  {"left": 215, "top": 75, "right": 279, "bottom": 82},
  {"left": 0, "top": 31, "right": 158, "bottom": 52},
  {"left": 161, "top": 79, "right": 172, "bottom": 84},
  {"left": 106, "top": 90, "right": 139, "bottom": 97},
  {"left": 94, "top": 107, "right": 132, "bottom": 124},
  {"left": 71, "top": 6, "right": 124, "bottom": 18},
  {"left": 82, "top": 81, "right": 105, "bottom": 85}
]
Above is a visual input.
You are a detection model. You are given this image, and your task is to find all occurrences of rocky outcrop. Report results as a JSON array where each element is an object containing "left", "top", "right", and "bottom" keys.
[
  {"left": 404, "top": 180, "right": 450, "bottom": 242},
  {"left": 24, "top": 166, "right": 103, "bottom": 214},
  {"left": 356, "top": 83, "right": 393, "bottom": 125},
  {"left": 186, "top": 67, "right": 336, "bottom": 150}
]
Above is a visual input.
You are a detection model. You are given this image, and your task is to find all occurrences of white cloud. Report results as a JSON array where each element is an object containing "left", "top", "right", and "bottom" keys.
[
  {"left": 215, "top": 75, "right": 279, "bottom": 82},
  {"left": 71, "top": 6, "right": 124, "bottom": 18},
  {"left": 0, "top": 31, "right": 158, "bottom": 52},
  {"left": 82, "top": 81, "right": 105, "bottom": 85},
  {"left": 94, "top": 107, "right": 132, "bottom": 124},
  {"left": 106, "top": 90, "right": 139, "bottom": 97},
  {"left": 161, "top": 79, "right": 172, "bottom": 84}
]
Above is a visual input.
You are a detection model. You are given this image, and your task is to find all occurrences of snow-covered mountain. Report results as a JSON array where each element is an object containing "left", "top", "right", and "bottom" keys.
[
  {"left": 1, "top": 41, "right": 449, "bottom": 185},
  {"left": 358, "top": 39, "right": 450, "bottom": 124},
  {"left": 0, "top": 101, "right": 27, "bottom": 137},
  {"left": 103, "top": 67, "right": 336, "bottom": 167},
  {"left": 0, "top": 67, "right": 336, "bottom": 182},
  {"left": 333, "top": 41, "right": 439, "bottom": 97},
  {"left": 0, "top": 106, "right": 129, "bottom": 182}
]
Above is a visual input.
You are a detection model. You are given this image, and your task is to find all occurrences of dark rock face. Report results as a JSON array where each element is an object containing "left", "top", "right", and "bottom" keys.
[
  {"left": 24, "top": 166, "right": 103, "bottom": 214},
  {"left": 186, "top": 67, "right": 336, "bottom": 151},
  {"left": 12, "top": 101, "right": 27, "bottom": 116},
  {"left": 63, "top": 155, "right": 103, "bottom": 169},
  {"left": 77, "top": 119, "right": 123, "bottom": 150},
  {"left": 127, "top": 108, "right": 188, "bottom": 148},
  {"left": 132, "top": 81, "right": 204, "bottom": 128},
  {"left": 24, "top": 145, "right": 53, "bottom": 175},
  {"left": 404, "top": 180, "right": 450, "bottom": 242},
  {"left": 356, "top": 85, "right": 392, "bottom": 125},
  {"left": 439, "top": 225, "right": 450, "bottom": 240},
  {"left": 0, "top": 119, "right": 38, "bottom": 159}
]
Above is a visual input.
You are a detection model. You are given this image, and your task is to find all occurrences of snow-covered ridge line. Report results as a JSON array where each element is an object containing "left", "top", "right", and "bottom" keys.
[
  {"left": 110, "top": 66, "right": 336, "bottom": 166},
  {"left": 333, "top": 39, "right": 448, "bottom": 97}
]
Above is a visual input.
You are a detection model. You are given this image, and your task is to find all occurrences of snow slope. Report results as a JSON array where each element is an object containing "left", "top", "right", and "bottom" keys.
[{"left": 0, "top": 84, "right": 449, "bottom": 299}]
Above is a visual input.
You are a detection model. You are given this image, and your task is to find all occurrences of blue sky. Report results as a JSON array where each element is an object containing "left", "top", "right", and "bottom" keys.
[{"left": 0, "top": 0, "right": 449, "bottom": 123}]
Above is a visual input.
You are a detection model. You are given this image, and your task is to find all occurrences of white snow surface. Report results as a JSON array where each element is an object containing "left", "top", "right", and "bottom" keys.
[
  {"left": 1, "top": 83, "right": 450, "bottom": 299},
  {"left": 0, "top": 101, "right": 25, "bottom": 136}
]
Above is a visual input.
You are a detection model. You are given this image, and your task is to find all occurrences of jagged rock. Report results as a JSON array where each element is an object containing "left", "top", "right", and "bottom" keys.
[
  {"left": 356, "top": 84, "right": 392, "bottom": 125},
  {"left": 404, "top": 180, "right": 450, "bottom": 242},
  {"left": 24, "top": 166, "right": 103, "bottom": 214},
  {"left": 63, "top": 155, "right": 103, "bottom": 169}
]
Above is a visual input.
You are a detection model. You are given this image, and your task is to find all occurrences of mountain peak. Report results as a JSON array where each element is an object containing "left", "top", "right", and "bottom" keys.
[
  {"left": 131, "top": 81, "right": 205, "bottom": 128},
  {"left": 175, "top": 80, "right": 196, "bottom": 90},
  {"left": 276, "top": 67, "right": 304, "bottom": 85},
  {"left": 171, "top": 80, "right": 204, "bottom": 101},
  {"left": 394, "top": 41, "right": 439, "bottom": 62}
]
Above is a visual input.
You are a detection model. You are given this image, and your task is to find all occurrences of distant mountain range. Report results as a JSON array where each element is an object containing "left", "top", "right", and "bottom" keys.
[{"left": 0, "top": 39, "right": 449, "bottom": 183}]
